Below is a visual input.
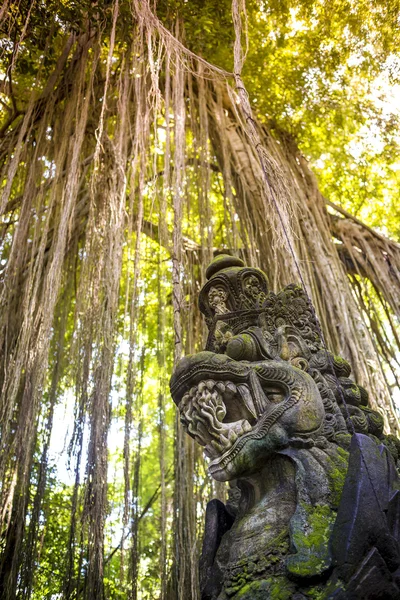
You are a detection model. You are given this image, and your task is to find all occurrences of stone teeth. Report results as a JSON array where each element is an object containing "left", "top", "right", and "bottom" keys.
[
  {"left": 198, "top": 381, "right": 206, "bottom": 392},
  {"left": 216, "top": 382, "right": 226, "bottom": 393},
  {"left": 228, "top": 429, "right": 238, "bottom": 443},
  {"left": 243, "top": 420, "right": 252, "bottom": 433},
  {"left": 206, "top": 380, "right": 215, "bottom": 391},
  {"left": 220, "top": 434, "right": 231, "bottom": 448},
  {"left": 226, "top": 382, "right": 237, "bottom": 394},
  {"left": 211, "top": 440, "right": 225, "bottom": 453}
]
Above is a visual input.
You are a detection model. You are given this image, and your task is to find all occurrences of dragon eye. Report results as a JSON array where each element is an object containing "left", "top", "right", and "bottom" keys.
[{"left": 265, "top": 388, "right": 285, "bottom": 403}]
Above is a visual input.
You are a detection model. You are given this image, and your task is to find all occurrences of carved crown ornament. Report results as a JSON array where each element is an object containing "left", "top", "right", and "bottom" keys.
[{"left": 170, "top": 254, "right": 400, "bottom": 600}]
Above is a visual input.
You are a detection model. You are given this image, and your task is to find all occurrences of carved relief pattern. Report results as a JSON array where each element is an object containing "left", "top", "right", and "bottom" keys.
[
  {"left": 208, "top": 286, "right": 230, "bottom": 315},
  {"left": 170, "top": 254, "right": 400, "bottom": 600}
]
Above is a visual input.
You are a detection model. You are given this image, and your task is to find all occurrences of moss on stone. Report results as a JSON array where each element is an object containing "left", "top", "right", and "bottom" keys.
[
  {"left": 335, "top": 432, "right": 352, "bottom": 450},
  {"left": 224, "top": 529, "right": 290, "bottom": 596},
  {"left": 324, "top": 446, "right": 348, "bottom": 507},
  {"left": 235, "top": 578, "right": 294, "bottom": 599},
  {"left": 287, "top": 503, "right": 334, "bottom": 579},
  {"left": 268, "top": 579, "right": 296, "bottom": 599}
]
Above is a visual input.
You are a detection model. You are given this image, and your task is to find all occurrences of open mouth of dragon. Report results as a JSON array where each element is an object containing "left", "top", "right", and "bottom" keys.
[{"left": 179, "top": 376, "right": 286, "bottom": 472}]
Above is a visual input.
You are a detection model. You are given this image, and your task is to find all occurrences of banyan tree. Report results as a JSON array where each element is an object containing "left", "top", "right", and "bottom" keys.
[{"left": 0, "top": 0, "right": 399, "bottom": 598}]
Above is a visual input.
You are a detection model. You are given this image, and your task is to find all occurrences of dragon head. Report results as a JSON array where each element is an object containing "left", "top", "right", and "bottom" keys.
[{"left": 169, "top": 255, "right": 339, "bottom": 481}]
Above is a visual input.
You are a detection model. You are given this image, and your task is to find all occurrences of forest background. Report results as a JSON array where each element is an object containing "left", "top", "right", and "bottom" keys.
[{"left": 0, "top": 0, "right": 400, "bottom": 598}]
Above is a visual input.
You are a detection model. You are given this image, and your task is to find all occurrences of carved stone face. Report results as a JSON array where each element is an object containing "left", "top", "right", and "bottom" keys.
[
  {"left": 170, "top": 256, "right": 369, "bottom": 485},
  {"left": 170, "top": 349, "right": 326, "bottom": 481}
]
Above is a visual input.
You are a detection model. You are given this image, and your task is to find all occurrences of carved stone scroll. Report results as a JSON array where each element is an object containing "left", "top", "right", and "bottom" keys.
[{"left": 170, "top": 254, "right": 400, "bottom": 599}]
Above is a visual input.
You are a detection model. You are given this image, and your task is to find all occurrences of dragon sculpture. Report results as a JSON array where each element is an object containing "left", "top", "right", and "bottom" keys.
[{"left": 170, "top": 254, "right": 400, "bottom": 600}]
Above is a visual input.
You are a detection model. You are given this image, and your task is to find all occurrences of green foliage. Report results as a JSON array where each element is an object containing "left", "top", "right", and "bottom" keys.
[
  {"left": 171, "top": 0, "right": 400, "bottom": 238},
  {"left": 30, "top": 479, "right": 74, "bottom": 599}
]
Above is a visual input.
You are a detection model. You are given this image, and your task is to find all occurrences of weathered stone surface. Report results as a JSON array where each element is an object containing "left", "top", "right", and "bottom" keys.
[
  {"left": 329, "top": 547, "right": 400, "bottom": 600},
  {"left": 200, "top": 499, "right": 235, "bottom": 600},
  {"left": 170, "top": 254, "right": 400, "bottom": 599}
]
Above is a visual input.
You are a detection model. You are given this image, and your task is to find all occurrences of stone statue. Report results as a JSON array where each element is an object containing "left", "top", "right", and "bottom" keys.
[{"left": 170, "top": 254, "right": 400, "bottom": 599}]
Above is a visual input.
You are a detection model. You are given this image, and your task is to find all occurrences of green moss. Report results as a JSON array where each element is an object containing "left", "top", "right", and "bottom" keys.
[
  {"left": 224, "top": 529, "right": 290, "bottom": 596},
  {"left": 333, "top": 356, "right": 346, "bottom": 365},
  {"left": 235, "top": 578, "right": 294, "bottom": 599},
  {"left": 324, "top": 446, "right": 348, "bottom": 507},
  {"left": 304, "top": 576, "right": 345, "bottom": 600},
  {"left": 287, "top": 503, "right": 334, "bottom": 579},
  {"left": 335, "top": 432, "right": 352, "bottom": 450},
  {"left": 235, "top": 581, "right": 262, "bottom": 598},
  {"left": 268, "top": 580, "right": 295, "bottom": 599},
  {"left": 266, "top": 527, "right": 289, "bottom": 549}
]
